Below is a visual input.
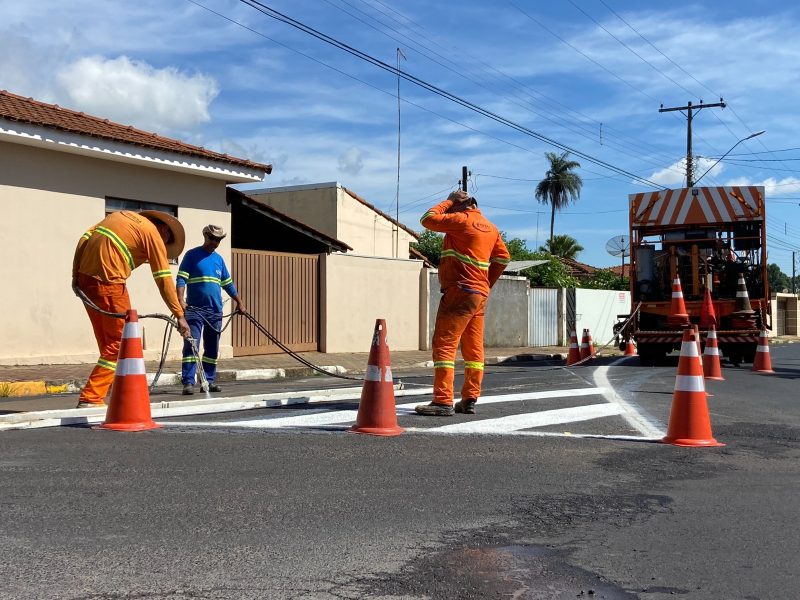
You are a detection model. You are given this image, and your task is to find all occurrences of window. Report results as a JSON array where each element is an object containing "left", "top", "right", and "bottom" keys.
[{"left": 105, "top": 197, "right": 178, "bottom": 216}]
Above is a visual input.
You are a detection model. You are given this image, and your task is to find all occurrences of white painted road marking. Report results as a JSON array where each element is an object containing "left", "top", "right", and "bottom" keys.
[
  {"left": 429, "top": 403, "right": 624, "bottom": 434},
  {"left": 166, "top": 387, "right": 615, "bottom": 432}
]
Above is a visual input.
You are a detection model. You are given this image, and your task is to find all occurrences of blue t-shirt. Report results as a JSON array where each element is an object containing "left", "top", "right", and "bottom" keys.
[{"left": 176, "top": 247, "right": 238, "bottom": 313}]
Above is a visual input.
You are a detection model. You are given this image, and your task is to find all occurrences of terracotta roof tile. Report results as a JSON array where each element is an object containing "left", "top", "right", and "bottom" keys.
[{"left": 0, "top": 90, "right": 271, "bottom": 174}]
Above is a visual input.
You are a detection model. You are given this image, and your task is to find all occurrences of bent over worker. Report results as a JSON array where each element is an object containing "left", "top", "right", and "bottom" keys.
[
  {"left": 415, "top": 190, "right": 510, "bottom": 417},
  {"left": 72, "top": 210, "right": 191, "bottom": 409},
  {"left": 176, "top": 224, "right": 246, "bottom": 395}
]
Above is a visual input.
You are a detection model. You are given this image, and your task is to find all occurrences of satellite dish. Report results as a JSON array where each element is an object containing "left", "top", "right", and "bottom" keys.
[
  {"left": 606, "top": 235, "right": 630, "bottom": 277},
  {"left": 605, "top": 235, "right": 630, "bottom": 258}
]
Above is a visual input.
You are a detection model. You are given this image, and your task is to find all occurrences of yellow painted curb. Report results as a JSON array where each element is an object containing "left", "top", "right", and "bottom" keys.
[{"left": 0, "top": 381, "right": 71, "bottom": 397}]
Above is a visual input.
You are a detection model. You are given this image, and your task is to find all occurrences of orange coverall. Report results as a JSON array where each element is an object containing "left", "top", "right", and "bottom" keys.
[
  {"left": 72, "top": 211, "right": 184, "bottom": 404},
  {"left": 420, "top": 199, "right": 510, "bottom": 406}
]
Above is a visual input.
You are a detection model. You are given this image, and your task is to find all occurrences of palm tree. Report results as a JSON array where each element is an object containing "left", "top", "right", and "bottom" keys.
[
  {"left": 534, "top": 151, "right": 583, "bottom": 245},
  {"left": 538, "top": 234, "right": 584, "bottom": 260}
]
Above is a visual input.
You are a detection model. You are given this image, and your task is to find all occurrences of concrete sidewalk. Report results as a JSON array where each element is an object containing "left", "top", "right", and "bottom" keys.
[{"left": 0, "top": 345, "right": 568, "bottom": 398}]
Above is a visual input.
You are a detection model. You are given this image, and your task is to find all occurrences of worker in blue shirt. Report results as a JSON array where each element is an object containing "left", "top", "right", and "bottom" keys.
[{"left": 176, "top": 225, "right": 246, "bottom": 394}]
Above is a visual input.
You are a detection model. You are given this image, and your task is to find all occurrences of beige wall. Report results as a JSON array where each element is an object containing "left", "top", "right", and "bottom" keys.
[
  {"left": 0, "top": 141, "right": 236, "bottom": 365},
  {"left": 320, "top": 253, "right": 423, "bottom": 353},
  {"left": 337, "top": 188, "right": 416, "bottom": 258},
  {"left": 249, "top": 186, "right": 339, "bottom": 239},
  {"left": 249, "top": 184, "right": 417, "bottom": 259}
]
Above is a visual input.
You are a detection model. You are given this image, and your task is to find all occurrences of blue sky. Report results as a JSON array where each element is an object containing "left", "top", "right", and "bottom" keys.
[{"left": 4, "top": 0, "right": 800, "bottom": 273}]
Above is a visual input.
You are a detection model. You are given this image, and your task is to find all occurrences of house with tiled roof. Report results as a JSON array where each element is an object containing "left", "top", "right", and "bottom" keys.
[
  {"left": 0, "top": 90, "right": 432, "bottom": 363},
  {"left": 0, "top": 89, "right": 275, "bottom": 364}
]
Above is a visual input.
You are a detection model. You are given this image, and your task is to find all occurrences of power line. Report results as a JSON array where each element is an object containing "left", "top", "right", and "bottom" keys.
[
  {"left": 321, "top": 0, "right": 672, "bottom": 169},
  {"left": 235, "top": 0, "right": 667, "bottom": 188}
]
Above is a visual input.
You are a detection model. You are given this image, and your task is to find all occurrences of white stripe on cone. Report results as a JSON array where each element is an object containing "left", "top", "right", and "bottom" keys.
[
  {"left": 116, "top": 358, "right": 146, "bottom": 376},
  {"left": 675, "top": 375, "right": 705, "bottom": 392},
  {"left": 704, "top": 347, "right": 720, "bottom": 356},
  {"left": 122, "top": 322, "right": 142, "bottom": 339}
]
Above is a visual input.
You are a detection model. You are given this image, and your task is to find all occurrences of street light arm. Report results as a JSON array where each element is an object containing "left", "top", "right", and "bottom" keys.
[{"left": 693, "top": 130, "right": 765, "bottom": 186}]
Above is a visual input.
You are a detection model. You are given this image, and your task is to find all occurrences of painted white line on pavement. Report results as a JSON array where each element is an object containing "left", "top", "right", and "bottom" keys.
[
  {"left": 592, "top": 358, "right": 665, "bottom": 438},
  {"left": 169, "top": 387, "right": 607, "bottom": 429},
  {"left": 429, "top": 403, "right": 624, "bottom": 434}
]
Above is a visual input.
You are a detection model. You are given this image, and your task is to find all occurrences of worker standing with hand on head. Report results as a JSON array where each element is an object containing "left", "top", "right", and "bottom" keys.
[
  {"left": 415, "top": 190, "right": 510, "bottom": 417},
  {"left": 72, "top": 210, "right": 191, "bottom": 409},
  {"left": 176, "top": 225, "right": 246, "bottom": 395}
]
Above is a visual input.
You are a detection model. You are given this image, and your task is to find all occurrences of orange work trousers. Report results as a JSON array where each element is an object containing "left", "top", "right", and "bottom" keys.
[
  {"left": 78, "top": 274, "right": 131, "bottom": 404},
  {"left": 431, "top": 287, "right": 487, "bottom": 406}
]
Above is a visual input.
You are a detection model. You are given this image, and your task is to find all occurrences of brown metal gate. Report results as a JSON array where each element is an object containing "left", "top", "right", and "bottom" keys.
[{"left": 231, "top": 250, "right": 319, "bottom": 356}]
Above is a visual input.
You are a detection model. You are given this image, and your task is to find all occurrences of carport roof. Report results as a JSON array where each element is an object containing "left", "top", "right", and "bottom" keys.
[{"left": 228, "top": 188, "right": 352, "bottom": 253}]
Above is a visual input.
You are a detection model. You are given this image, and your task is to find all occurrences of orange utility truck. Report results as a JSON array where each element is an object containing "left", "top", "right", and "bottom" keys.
[{"left": 615, "top": 186, "right": 769, "bottom": 365}]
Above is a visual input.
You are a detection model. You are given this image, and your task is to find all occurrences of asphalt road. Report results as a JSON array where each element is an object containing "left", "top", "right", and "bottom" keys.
[{"left": 1, "top": 347, "right": 799, "bottom": 600}]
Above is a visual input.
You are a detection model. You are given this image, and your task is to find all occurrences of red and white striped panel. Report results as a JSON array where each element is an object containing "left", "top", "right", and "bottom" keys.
[{"left": 630, "top": 186, "right": 765, "bottom": 226}]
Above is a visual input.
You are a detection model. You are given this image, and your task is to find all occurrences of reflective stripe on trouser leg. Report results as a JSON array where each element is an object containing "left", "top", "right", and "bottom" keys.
[
  {"left": 431, "top": 288, "right": 485, "bottom": 406},
  {"left": 78, "top": 275, "right": 130, "bottom": 403},
  {"left": 181, "top": 314, "right": 205, "bottom": 385},
  {"left": 460, "top": 296, "right": 487, "bottom": 401},
  {"left": 201, "top": 313, "right": 222, "bottom": 383}
]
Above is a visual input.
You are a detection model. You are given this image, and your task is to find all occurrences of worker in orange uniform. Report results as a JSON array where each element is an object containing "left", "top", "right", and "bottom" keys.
[
  {"left": 71, "top": 210, "right": 191, "bottom": 409},
  {"left": 415, "top": 190, "right": 510, "bottom": 416}
]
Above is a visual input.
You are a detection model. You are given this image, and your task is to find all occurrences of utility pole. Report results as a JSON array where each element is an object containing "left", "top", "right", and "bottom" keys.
[
  {"left": 794, "top": 251, "right": 797, "bottom": 295},
  {"left": 659, "top": 99, "right": 726, "bottom": 187},
  {"left": 460, "top": 166, "right": 469, "bottom": 193}
]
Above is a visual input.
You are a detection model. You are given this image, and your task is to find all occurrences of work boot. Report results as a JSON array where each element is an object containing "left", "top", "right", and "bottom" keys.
[
  {"left": 414, "top": 402, "right": 455, "bottom": 416},
  {"left": 455, "top": 399, "right": 477, "bottom": 414},
  {"left": 208, "top": 384, "right": 222, "bottom": 393},
  {"left": 76, "top": 401, "right": 105, "bottom": 409},
  {"left": 182, "top": 385, "right": 194, "bottom": 395}
]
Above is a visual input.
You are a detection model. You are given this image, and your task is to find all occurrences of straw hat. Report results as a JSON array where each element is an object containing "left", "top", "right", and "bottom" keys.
[{"left": 140, "top": 210, "right": 186, "bottom": 259}]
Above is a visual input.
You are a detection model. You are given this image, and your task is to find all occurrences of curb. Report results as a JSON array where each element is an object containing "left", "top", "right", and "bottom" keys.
[
  {"left": 0, "top": 353, "right": 565, "bottom": 398},
  {"left": 0, "top": 365, "right": 350, "bottom": 398}
]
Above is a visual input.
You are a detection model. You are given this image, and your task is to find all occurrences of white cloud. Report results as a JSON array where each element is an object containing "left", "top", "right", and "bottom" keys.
[
  {"left": 646, "top": 157, "right": 723, "bottom": 186},
  {"left": 338, "top": 146, "right": 365, "bottom": 175},
  {"left": 56, "top": 55, "right": 218, "bottom": 132},
  {"left": 725, "top": 176, "right": 800, "bottom": 195}
]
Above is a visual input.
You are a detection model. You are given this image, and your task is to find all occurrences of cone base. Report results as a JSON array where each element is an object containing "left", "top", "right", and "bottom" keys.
[
  {"left": 752, "top": 369, "right": 775, "bottom": 374},
  {"left": 350, "top": 425, "right": 404, "bottom": 436},
  {"left": 662, "top": 436, "right": 725, "bottom": 447},
  {"left": 98, "top": 421, "right": 162, "bottom": 432},
  {"left": 704, "top": 375, "right": 725, "bottom": 381}
]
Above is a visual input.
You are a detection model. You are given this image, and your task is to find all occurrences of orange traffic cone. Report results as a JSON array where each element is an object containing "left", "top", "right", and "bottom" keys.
[
  {"left": 351, "top": 319, "right": 404, "bottom": 436},
  {"left": 751, "top": 329, "right": 775, "bottom": 374},
  {"left": 624, "top": 338, "right": 637, "bottom": 356},
  {"left": 662, "top": 328, "right": 724, "bottom": 447},
  {"left": 699, "top": 287, "right": 717, "bottom": 329},
  {"left": 567, "top": 330, "right": 581, "bottom": 366},
  {"left": 702, "top": 325, "right": 724, "bottom": 381},
  {"left": 99, "top": 310, "right": 160, "bottom": 432},
  {"left": 667, "top": 276, "right": 691, "bottom": 327},
  {"left": 579, "top": 329, "right": 590, "bottom": 360},
  {"left": 586, "top": 329, "right": 596, "bottom": 358},
  {"left": 731, "top": 274, "right": 756, "bottom": 328}
]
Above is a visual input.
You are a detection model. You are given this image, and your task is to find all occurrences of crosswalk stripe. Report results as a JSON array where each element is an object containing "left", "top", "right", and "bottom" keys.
[
  {"left": 164, "top": 387, "right": 608, "bottom": 429},
  {"left": 424, "top": 403, "right": 624, "bottom": 434}
]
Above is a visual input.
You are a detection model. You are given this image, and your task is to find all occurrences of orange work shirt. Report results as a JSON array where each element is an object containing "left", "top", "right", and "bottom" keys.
[
  {"left": 420, "top": 199, "right": 510, "bottom": 296},
  {"left": 72, "top": 211, "right": 184, "bottom": 318}
]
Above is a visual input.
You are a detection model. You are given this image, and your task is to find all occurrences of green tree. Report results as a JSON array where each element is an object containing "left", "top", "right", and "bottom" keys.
[
  {"left": 767, "top": 263, "right": 791, "bottom": 293},
  {"left": 411, "top": 230, "right": 443, "bottom": 265},
  {"left": 534, "top": 151, "right": 583, "bottom": 245},
  {"left": 538, "top": 234, "right": 584, "bottom": 259},
  {"left": 501, "top": 234, "right": 578, "bottom": 288},
  {"left": 583, "top": 269, "right": 629, "bottom": 291}
]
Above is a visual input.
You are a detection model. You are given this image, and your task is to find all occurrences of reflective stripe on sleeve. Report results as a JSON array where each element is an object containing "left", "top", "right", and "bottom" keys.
[{"left": 152, "top": 269, "right": 172, "bottom": 279}]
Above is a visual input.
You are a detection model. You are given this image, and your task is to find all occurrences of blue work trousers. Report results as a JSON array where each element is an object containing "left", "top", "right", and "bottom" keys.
[{"left": 181, "top": 311, "right": 222, "bottom": 385}]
